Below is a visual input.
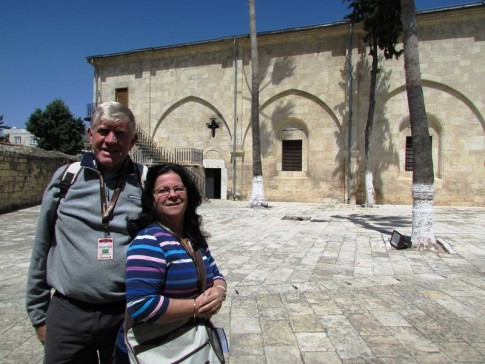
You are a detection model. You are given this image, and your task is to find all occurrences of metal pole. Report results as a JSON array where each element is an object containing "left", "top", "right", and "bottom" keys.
[
  {"left": 232, "top": 38, "right": 238, "bottom": 200},
  {"left": 347, "top": 23, "right": 353, "bottom": 204}
]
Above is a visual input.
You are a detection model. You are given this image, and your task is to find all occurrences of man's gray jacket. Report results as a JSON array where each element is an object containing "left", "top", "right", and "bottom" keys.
[{"left": 26, "top": 152, "right": 144, "bottom": 327}]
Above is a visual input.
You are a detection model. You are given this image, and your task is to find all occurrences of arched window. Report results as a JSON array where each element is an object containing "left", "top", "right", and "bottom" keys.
[
  {"left": 277, "top": 119, "right": 308, "bottom": 176},
  {"left": 399, "top": 114, "right": 443, "bottom": 179}
]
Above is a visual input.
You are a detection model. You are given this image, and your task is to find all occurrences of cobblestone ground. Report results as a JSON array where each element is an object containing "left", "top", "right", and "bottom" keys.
[{"left": 1, "top": 201, "right": 484, "bottom": 363}]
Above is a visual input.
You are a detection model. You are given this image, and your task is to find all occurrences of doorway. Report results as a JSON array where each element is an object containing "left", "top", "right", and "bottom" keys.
[{"left": 205, "top": 168, "right": 221, "bottom": 199}]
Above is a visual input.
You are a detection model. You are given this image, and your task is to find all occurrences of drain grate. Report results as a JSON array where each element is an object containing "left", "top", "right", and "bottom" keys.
[{"left": 281, "top": 215, "right": 312, "bottom": 221}]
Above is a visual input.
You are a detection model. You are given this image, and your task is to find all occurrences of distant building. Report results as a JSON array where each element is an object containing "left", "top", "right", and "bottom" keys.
[{"left": 7, "top": 128, "right": 37, "bottom": 146}]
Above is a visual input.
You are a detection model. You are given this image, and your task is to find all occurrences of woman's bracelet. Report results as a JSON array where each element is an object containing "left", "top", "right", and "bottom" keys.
[{"left": 193, "top": 298, "right": 196, "bottom": 320}]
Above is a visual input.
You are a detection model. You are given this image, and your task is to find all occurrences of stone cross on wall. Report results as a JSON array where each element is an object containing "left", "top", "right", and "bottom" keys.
[{"left": 206, "top": 118, "right": 220, "bottom": 138}]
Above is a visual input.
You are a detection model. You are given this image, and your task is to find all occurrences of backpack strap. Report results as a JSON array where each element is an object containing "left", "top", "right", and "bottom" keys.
[
  {"left": 58, "top": 162, "right": 146, "bottom": 200},
  {"left": 50, "top": 162, "right": 82, "bottom": 239},
  {"left": 58, "top": 162, "right": 82, "bottom": 199},
  {"left": 138, "top": 164, "right": 148, "bottom": 190}
]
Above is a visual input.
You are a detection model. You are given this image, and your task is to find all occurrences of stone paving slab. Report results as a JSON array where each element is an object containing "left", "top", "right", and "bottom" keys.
[{"left": 1, "top": 201, "right": 484, "bottom": 363}]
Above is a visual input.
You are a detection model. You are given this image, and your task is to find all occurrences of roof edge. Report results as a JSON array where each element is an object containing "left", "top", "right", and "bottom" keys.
[{"left": 86, "top": 1, "right": 484, "bottom": 62}]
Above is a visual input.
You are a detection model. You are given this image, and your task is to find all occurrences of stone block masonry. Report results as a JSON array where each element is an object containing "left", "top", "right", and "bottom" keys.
[{"left": 0, "top": 143, "right": 76, "bottom": 212}]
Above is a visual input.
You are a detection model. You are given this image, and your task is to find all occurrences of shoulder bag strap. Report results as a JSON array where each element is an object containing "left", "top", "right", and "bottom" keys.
[
  {"left": 193, "top": 248, "right": 206, "bottom": 293},
  {"left": 180, "top": 238, "right": 206, "bottom": 293}
]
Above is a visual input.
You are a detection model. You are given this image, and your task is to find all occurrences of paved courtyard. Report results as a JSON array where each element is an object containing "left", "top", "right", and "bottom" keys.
[{"left": 1, "top": 200, "right": 485, "bottom": 363}]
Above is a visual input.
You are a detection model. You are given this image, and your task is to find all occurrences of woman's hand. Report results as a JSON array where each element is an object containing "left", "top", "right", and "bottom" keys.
[{"left": 195, "top": 284, "right": 226, "bottom": 319}]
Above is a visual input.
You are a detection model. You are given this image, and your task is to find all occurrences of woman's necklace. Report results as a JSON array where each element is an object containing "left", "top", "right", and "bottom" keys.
[{"left": 157, "top": 221, "right": 193, "bottom": 254}]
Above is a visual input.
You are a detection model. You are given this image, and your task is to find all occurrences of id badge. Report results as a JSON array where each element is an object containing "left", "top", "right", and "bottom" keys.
[{"left": 98, "top": 237, "right": 114, "bottom": 260}]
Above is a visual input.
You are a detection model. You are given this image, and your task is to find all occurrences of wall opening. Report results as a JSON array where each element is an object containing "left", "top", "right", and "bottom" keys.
[{"left": 205, "top": 168, "right": 221, "bottom": 199}]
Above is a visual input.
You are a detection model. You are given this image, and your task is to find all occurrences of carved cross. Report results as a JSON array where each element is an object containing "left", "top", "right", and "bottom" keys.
[{"left": 206, "top": 118, "right": 220, "bottom": 138}]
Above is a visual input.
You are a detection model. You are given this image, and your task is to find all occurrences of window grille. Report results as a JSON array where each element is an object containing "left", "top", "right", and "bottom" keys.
[
  {"left": 282, "top": 140, "right": 302, "bottom": 171},
  {"left": 405, "top": 136, "right": 432, "bottom": 171}
]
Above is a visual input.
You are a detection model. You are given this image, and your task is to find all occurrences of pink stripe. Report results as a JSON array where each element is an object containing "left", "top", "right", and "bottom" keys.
[
  {"left": 127, "top": 255, "right": 165, "bottom": 264},
  {"left": 145, "top": 298, "right": 165, "bottom": 320},
  {"left": 159, "top": 241, "right": 179, "bottom": 248}
]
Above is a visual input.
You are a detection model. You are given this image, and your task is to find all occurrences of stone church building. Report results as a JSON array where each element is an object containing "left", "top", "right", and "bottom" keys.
[{"left": 86, "top": 3, "right": 484, "bottom": 206}]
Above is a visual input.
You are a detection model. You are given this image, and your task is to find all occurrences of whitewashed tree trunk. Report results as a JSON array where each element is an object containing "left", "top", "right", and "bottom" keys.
[
  {"left": 248, "top": 175, "right": 268, "bottom": 207},
  {"left": 411, "top": 184, "right": 436, "bottom": 250},
  {"left": 365, "top": 170, "right": 374, "bottom": 208},
  {"left": 364, "top": 38, "right": 378, "bottom": 208}
]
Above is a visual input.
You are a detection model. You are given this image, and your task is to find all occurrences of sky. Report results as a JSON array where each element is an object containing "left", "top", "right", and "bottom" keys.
[{"left": 0, "top": 0, "right": 478, "bottom": 130}]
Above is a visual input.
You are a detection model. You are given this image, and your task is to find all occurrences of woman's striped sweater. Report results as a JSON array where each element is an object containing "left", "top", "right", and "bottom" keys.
[{"left": 125, "top": 223, "right": 225, "bottom": 324}]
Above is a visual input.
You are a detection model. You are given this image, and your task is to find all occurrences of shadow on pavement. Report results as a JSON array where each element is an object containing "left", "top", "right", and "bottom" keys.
[{"left": 331, "top": 214, "right": 411, "bottom": 235}]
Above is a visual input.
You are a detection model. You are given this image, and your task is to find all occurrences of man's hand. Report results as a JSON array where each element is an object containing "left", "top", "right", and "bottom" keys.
[{"left": 35, "top": 325, "right": 46, "bottom": 345}]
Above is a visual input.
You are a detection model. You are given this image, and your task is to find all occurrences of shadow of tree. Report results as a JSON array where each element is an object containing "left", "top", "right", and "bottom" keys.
[
  {"left": 242, "top": 52, "right": 297, "bottom": 157},
  {"left": 335, "top": 47, "right": 400, "bottom": 204},
  {"left": 333, "top": 40, "right": 355, "bottom": 200},
  {"left": 371, "top": 58, "right": 400, "bottom": 204},
  {"left": 331, "top": 213, "right": 411, "bottom": 235},
  {"left": 270, "top": 57, "right": 297, "bottom": 87}
]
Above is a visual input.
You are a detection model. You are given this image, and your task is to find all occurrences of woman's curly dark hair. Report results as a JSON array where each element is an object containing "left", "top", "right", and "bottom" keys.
[{"left": 127, "top": 163, "right": 209, "bottom": 250}]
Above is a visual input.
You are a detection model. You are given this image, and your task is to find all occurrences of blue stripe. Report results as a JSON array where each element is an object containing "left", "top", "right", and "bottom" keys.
[
  {"left": 131, "top": 296, "right": 156, "bottom": 319},
  {"left": 128, "top": 244, "right": 163, "bottom": 253}
]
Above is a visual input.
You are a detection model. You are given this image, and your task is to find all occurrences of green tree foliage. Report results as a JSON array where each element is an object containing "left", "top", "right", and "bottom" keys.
[
  {"left": 344, "top": 0, "right": 403, "bottom": 59},
  {"left": 26, "top": 99, "right": 85, "bottom": 155},
  {"left": 0, "top": 115, "right": 11, "bottom": 142}
]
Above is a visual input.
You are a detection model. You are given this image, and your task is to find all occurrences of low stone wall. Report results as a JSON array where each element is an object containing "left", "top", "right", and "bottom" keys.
[{"left": 0, "top": 143, "right": 77, "bottom": 212}]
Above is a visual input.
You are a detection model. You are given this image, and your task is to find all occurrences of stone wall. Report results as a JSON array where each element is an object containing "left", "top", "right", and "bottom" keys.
[{"left": 0, "top": 144, "right": 77, "bottom": 212}]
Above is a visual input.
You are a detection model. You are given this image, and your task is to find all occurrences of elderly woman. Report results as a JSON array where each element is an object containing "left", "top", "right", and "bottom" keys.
[{"left": 121, "top": 163, "right": 226, "bottom": 363}]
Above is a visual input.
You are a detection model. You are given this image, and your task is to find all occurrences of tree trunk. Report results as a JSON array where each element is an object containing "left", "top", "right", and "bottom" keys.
[
  {"left": 248, "top": 0, "right": 267, "bottom": 207},
  {"left": 365, "top": 38, "right": 378, "bottom": 208},
  {"left": 401, "top": 0, "right": 436, "bottom": 250}
]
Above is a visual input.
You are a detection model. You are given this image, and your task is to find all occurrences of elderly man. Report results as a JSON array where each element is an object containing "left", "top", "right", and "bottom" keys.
[{"left": 26, "top": 101, "right": 145, "bottom": 363}]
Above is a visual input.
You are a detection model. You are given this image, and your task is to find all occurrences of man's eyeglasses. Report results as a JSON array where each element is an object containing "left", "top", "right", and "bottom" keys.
[{"left": 152, "top": 186, "right": 187, "bottom": 198}]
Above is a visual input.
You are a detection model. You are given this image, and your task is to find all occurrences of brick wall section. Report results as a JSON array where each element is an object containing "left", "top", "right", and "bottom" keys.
[{"left": 0, "top": 143, "right": 77, "bottom": 212}]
